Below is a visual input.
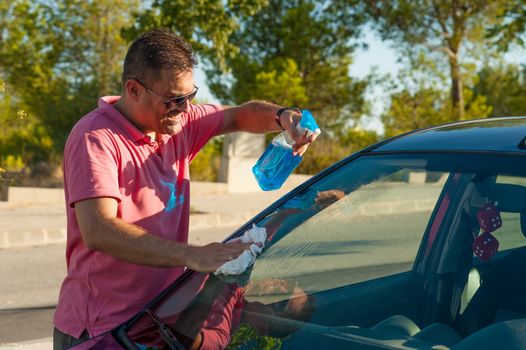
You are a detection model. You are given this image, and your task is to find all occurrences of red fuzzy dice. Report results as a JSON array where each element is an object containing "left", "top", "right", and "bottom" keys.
[
  {"left": 477, "top": 202, "right": 502, "bottom": 233},
  {"left": 473, "top": 232, "right": 499, "bottom": 261}
]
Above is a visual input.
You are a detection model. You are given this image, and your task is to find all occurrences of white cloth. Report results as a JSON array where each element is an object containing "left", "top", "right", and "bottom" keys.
[{"left": 215, "top": 224, "right": 267, "bottom": 275}]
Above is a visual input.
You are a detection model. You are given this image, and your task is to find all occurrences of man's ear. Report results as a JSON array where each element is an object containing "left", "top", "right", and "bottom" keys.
[{"left": 125, "top": 79, "right": 141, "bottom": 101}]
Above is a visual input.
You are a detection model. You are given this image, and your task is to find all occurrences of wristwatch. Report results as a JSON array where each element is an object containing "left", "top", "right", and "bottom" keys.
[{"left": 275, "top": 107, "right": 301, "bottom": 130}]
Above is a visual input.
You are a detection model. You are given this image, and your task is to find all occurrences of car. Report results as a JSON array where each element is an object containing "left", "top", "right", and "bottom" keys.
[{"left": 69, "top": 116, "right": 526, "bottom": 350}]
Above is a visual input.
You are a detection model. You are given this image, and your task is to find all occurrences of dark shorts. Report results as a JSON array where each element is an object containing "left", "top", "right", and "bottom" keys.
[{"left": 53, "top": 327, "right": 90, "bottom": 350}]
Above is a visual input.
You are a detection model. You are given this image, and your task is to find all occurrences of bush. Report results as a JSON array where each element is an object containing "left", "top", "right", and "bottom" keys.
[
  {"left": 0, "top": 121, "right": 62, "bottom": 187},
  {"left": 190, "top": 137, "right": 223, "bottom": 181},
  {"left": 0, "top": 154, "right": 25, "bottom": 172},
  {"left": 297, "top": 128, "right": 380, "bottom": 175}
]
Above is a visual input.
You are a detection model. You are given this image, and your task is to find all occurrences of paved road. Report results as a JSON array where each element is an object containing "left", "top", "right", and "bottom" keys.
[
  {"left": 0, "top": 243, "right": 64, "bottom": 345},
  {"left": 0, "top": 244, "right": 65, "bottom": 311},
  {"left": 0, "top": 225, "right": 237, "bottom": 345},
  {"left": 0, "top": 204, "right": 65, "bottom": 236}
]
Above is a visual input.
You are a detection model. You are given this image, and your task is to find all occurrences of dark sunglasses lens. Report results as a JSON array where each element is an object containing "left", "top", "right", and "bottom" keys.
[{"left": 167, "top": 89, "right": 197, "bottom": 108}]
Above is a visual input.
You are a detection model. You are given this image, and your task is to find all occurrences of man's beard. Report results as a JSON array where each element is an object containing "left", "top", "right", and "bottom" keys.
[{"left": 159, "top": 111, "right": 182, "bottom": 135}]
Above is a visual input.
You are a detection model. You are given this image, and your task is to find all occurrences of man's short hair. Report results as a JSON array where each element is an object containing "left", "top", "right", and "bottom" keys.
[{"left": 122, "top": 29, "right": 197, "bottom": 86}]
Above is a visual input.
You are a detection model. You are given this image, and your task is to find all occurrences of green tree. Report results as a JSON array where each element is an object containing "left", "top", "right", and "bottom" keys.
[
  {"left": 0, "top": 76, "right": 58, "bottom": 184},
  {"left": 0, "top": 80, "right": 25, "bottom": 130},
  {"left": 381, "top": 65, "right": 492, "bottom": 137},
  {"left": 0, "top": 0, "right": 138, "bottom": 157},
  {"left": 487, "top": 2, "right": 526, "bottom": 50},
  {"left": 0, "top": 79, "right": 23, "bottom": 159},
  {"left": 123, "top": 0, "right": 268, "bottom": 72},
  {"left": 362, "top": 0, "right": 509, "bottom": 121},
  {"left": 474, "top": 63, "right": 526, "bottom": 117},
  {"left": 209, "top": 1, "right": 367, "bottom": 131}
]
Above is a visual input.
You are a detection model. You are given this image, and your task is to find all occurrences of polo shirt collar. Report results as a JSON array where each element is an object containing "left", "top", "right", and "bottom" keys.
[{"left": 98, "top": 96, "right": 151, "bottom": 144}]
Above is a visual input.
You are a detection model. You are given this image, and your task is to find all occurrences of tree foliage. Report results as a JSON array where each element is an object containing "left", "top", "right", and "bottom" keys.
[
  {"left": 0, "top": 78, "right": 54, "bottom": 183},
  {"left": 361, "top": 0, "right": 510, "bottom": 121},
  {"left": 0, "top": 80, "right": 25, "bottom": 131},
  {"left": 381, "top": 63, "right": 492, "bottom": 137},
  {"left": 122, "top": 0, "right": 268, "bottom": 71},
  {"left": 210, "top": 0, "right": 367, "bottom": 131},
  {"left": 474, "top": 63, "right": 526, "bottom": 117},
  {"left": 0, "top": 0, "right": 138, "bottom": 156},
  {"left": 487, "top": 2, "right": 526, "bottom": 50}
]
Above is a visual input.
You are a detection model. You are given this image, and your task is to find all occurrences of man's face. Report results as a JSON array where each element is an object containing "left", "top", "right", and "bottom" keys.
[{"left": 138, "top": 69, "right": 196, "bottom": 136}]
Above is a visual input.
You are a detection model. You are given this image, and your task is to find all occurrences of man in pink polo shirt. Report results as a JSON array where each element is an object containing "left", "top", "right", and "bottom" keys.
[{"left": 53, "top": 29, "right": 315, "bottom": 349}]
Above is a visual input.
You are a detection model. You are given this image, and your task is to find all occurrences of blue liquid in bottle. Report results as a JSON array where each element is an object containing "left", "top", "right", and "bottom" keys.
[
  {"left": 252, "top": 142, "right": 302, "bottom": 191},
  {"left": 252, "top": 110, "right": 320, "bottom": 191}
]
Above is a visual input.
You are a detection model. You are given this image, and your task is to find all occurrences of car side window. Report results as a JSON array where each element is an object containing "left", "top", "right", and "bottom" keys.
[{"left": 494, "top": 175, "right": 526, "bottom": 252}]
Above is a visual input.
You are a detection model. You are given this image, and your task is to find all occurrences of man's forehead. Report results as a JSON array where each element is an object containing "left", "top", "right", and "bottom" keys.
[{"left": 158, "top": 69, "right": 194, "bottom": 95}]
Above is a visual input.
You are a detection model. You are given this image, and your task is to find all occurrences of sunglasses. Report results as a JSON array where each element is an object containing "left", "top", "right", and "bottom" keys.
[{"left": 133, "top": 78, "right": 198, "bottom": 109}]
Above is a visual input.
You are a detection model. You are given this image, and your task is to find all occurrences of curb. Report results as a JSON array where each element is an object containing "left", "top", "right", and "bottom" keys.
[
  {"left": 1, "top": 228, "right": 67, "bottom": 249},
  {"left": 0, "top": 211, "right": 259, "bottom": 250},
  {"left": 4, "top": 182, "right": 230, "bottom": 205},
  {"left": 0, "top": 338, "right": 52, "bottom": 350},
  {"left": 189, "top": 210, "right": 260, "bottom": 230}
]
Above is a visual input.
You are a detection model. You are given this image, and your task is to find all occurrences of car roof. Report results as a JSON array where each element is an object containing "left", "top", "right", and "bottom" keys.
[{"left": 371, "top": 116, "right": 526, "bottom": 154}]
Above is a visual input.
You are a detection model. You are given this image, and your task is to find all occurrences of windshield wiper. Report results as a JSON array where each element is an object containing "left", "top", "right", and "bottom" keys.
[{"left": 145, "top": 309, "right": 186, "bottom": 350}]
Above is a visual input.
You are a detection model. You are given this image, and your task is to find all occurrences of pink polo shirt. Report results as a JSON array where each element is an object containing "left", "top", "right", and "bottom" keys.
[{"left": 54, "top": 96, "right": 224, "bottom": 338}]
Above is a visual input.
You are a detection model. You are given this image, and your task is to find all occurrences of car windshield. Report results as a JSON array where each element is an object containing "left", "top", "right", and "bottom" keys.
[{"left": 115, "top": 152, "right": 526, "bottom": 350}]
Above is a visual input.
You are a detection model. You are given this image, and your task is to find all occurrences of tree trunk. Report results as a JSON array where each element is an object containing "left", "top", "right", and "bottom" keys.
[
  {"left": 448, "top": 0, "right": 466, "bottom": 121},
  {"left": 449, "top": 54, "right": 465, "bottom": 120}
]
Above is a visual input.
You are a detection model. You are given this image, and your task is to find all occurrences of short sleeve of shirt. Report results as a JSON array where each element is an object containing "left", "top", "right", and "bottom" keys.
[
  {"left": 181, "top": 103, "right": 224, "bottom": 162},
  {"left": 64, "top": 118, "right": 122, "bottom": 207}
]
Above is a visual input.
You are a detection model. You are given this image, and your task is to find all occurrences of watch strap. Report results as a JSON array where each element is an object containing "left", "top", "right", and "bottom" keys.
[{"left": 275, "top": 107, "right": 301, "bottom": 130}]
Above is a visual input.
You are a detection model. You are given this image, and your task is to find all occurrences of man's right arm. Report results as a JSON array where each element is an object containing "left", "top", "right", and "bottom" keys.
[{"left": 74, "top": 197, "right": 252, "bottom": 272}]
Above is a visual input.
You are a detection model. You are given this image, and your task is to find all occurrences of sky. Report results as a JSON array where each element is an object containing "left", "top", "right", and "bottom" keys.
[{"left": 347, "top": 31, "right": 401, "bottom": 134}]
